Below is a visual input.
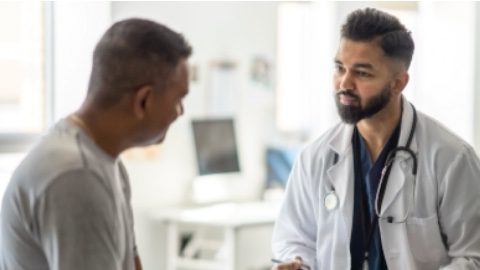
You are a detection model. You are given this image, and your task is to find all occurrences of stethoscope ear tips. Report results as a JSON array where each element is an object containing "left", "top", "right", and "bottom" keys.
[{"left": 387, "top": 216, "right": 394, "bottom": 223}]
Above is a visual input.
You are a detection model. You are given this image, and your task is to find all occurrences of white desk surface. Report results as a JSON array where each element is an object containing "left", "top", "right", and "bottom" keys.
[{"left": 149, "top": 201, "right": 281, "bottom": 227}]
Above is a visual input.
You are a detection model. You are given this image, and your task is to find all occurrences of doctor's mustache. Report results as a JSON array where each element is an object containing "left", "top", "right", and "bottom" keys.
[{"left": 336, "top": 89, "right": 360, "bottom": 100}]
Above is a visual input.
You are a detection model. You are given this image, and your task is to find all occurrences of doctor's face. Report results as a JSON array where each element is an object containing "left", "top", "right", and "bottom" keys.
[{"left": 333, "top": 38, "right": 396, "bottom": 124}]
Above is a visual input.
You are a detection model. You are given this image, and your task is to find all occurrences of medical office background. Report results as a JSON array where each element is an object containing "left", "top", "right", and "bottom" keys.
[{"left": 1, "top": 1, "right": 480, "bottom": 270}]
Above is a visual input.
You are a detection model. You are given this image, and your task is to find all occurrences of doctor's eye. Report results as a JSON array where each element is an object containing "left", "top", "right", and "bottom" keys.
[
  {"left": 334, "top": 65, "right": 345, "bottom": 74},
  {"left": 355, "top": 70, "right": 373, "bottom": 78}
]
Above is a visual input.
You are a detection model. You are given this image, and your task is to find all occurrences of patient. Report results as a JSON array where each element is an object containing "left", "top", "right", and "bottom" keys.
[{"left": 1, "top": 18, "right": 191, "bottom": 270}]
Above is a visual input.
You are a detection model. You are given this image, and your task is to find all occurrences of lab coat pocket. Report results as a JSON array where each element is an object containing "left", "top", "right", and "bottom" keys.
[{"left": 406, "top": 214, "right": 448, "bottom": 263}]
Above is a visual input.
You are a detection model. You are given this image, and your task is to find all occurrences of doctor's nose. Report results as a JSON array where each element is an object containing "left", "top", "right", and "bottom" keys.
[
  {"left": 338, "top": 71, "right": 355, "bottom": 90},
  {"left": 176, "top": 102, "right": 184, "bottom": 116}
]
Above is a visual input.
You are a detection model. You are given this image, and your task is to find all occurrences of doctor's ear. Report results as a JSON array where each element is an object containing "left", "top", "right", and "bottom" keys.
[
  {"left": 132, "top": 85, "right": 153, "bottom": 120},
  {"left": 391, "top": 72, "right": 409, "bottom": 95}
]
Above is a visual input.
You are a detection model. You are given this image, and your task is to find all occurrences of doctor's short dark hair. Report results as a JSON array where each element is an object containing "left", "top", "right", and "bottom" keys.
[
  {"left": 87, "top": 18, "right": 192, "bottom": 107},
  {"left": 341, "top": 7, "right": 414, "bottom": 69}
]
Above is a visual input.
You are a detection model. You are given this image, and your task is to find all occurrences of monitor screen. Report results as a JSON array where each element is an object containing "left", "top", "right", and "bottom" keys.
[{"left": 191, "top": 118, "right": 240, "bottom": 176}]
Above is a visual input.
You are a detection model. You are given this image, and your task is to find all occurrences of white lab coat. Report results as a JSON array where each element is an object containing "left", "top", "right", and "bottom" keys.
[{"left": 272, "top": 97, "right": 480, "bottom": 270}]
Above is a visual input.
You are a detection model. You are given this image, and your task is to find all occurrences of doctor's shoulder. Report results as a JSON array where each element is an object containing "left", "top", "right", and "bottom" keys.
[
  {"left": 416, "top": 112, "right": 476, "bottom": 155},
  {"left": 415, "top": 111, "right": 480, "bottom": 174}
]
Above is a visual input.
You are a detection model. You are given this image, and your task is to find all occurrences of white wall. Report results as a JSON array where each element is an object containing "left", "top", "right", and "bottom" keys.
[
  {"left": 276, "top": 2, "right": 338, "bottom": 138},
  {"left": 414, "top": 2, "right": 476, "bottom": 145},
  {"left": 53, "top": 2, "right": 111, "bottom": 122}
]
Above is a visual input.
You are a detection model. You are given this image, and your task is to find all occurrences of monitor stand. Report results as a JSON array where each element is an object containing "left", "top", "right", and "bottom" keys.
[{"left": 190, "top": 172, "right": 244, "bottom": 205}]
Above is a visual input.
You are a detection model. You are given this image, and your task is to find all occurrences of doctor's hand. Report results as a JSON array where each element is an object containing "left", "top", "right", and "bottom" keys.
[{"left": 271, "top": 256, "right": 304, "bottom": 270}]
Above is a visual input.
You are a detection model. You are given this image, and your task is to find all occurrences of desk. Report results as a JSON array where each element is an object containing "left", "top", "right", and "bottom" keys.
[{"left": 149, "top": 201, "right": 280, "bottom": 270}]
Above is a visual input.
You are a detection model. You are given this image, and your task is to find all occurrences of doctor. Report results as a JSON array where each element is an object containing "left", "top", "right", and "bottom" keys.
[{"left": 272, "top": 7, "right": 480, "bottom": 270}]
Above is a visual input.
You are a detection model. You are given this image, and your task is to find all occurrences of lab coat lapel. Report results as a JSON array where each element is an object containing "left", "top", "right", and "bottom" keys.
[
  {"left": 327, "top": 124, "right": 355, "bottom": 237},
  {"left": 380, "top": 96, "right": 418, "bottom": 215}
]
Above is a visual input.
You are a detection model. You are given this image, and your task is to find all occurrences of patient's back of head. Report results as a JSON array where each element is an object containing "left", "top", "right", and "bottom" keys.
[{"left": 87, "top": 18, "right": 192, "bottom": 108}]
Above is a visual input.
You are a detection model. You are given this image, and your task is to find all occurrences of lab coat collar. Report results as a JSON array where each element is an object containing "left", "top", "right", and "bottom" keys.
[
  {"left": 327, "top": 123, "right": 354, "bottom": 156},
  {"left": 397, "top": 95, "right": 418, "bottom": 156},
  {"left": 326, "top": 133, "right": 354, "bottom": 242},
  {"left": 326, "top": 124, "right": 355, "bottom": 240},
  {"left": 380, "top": 95, "right": 418, "bottom": 214}
]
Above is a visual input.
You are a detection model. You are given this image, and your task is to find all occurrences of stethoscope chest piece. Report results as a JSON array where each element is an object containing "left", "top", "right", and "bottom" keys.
[{"left": 324, "top": 191, "right": 339, "bottom": 210}]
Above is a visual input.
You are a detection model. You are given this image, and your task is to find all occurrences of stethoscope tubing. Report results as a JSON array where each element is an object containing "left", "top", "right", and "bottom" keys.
[{"left": 374, "top": 103, "right": 418, "bottom": 222}]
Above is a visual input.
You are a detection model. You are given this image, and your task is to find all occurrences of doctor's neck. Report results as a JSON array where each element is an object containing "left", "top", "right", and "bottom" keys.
[{"left": 356, "top": 96, "right": 402, "bottom": 161}]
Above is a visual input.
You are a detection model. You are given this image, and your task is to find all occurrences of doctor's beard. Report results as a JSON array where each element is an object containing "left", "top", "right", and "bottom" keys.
[{"left": 335, "top": 85, "right": 391, "bottom": 124}]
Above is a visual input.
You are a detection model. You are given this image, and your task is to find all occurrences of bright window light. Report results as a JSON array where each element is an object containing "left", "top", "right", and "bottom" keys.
[{"left": 0, "top": 2, "right": 44, "bottom": 134}]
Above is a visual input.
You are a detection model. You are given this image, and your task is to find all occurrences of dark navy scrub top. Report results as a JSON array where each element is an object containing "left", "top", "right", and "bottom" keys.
[{"left": 350, "top": 122, "right": 401, "bottom": 270}]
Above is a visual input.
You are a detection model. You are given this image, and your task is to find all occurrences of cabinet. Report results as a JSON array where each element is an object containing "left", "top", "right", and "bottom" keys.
[{"left": 149, "top": 201, "right": 280, "bottom": 270}]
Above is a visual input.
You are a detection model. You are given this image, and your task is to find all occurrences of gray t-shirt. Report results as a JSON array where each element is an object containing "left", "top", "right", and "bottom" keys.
[{"left": 1, "top": 119, "right": 136, "bottom": 270}]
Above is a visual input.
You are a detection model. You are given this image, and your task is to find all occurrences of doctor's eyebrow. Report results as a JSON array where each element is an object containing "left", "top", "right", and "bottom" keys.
[
  {"left": 334, "top": 59, "right": 374, "bottom": 70},
  {"left": 352, "top": 62, "right": 374, "bottom": 70}
]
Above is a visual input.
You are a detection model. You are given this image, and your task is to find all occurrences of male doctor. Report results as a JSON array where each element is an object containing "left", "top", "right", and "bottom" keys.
[{"left": 272, "top": 8, "right": 480, "bottom": 270}]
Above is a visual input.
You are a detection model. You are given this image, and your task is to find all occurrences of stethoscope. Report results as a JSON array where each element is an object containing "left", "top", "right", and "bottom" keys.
[{"left": 324, "top": 102, "right": 418, "bottom": 224}]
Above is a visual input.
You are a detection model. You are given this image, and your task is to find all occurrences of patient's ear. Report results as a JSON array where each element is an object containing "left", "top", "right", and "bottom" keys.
[{"left": 132, "top": 85, "right": 153, "bottom": 120}]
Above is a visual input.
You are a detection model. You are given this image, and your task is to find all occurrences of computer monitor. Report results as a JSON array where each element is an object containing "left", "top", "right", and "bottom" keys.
[
  {"left": 191, "top": 118, "right": 240, "bottom": 176},
  {"left": 190, "top": 118, "right": 242, "bottom": 203}
]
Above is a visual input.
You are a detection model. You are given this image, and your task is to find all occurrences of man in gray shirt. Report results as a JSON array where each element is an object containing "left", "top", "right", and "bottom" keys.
[{"left": 1, "top": 18, "right": 192, "bottom": 270}]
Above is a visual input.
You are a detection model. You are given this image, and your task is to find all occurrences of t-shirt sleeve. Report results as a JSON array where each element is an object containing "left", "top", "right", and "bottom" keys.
[
  {"left": 118, "top": 160, "right": 138, "bottom": 257},
  {"left": 35, "top": 170, "right": 120, "bottom": 270}
]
